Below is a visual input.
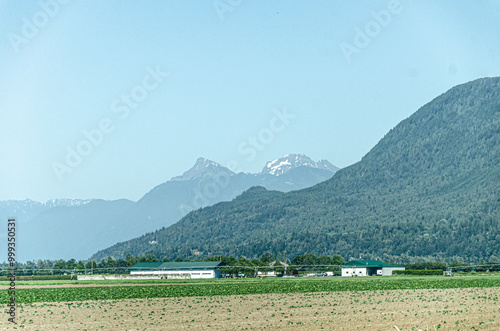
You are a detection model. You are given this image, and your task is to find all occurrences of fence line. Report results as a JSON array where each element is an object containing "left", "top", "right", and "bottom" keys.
[{"left": 4, "top": 263, "right": 497, "bottom": 277}]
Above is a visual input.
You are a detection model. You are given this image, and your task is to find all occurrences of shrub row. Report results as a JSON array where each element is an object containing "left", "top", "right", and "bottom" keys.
[
  {"left": 394, "top": 269, "right": 443, "bottom": 276},
  {"left": 0, "top": 274, "right": 72, "bottom": 281}
]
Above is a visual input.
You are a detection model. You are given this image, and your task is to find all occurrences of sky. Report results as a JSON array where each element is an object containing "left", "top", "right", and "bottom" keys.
[{"left": 0, "top": 0, "right": 499, "bottom": 203}]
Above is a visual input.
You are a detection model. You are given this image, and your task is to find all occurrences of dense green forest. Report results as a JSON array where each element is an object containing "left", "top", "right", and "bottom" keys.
[{"left": 93, "top": 77, "right": 500, "bottom": 263}]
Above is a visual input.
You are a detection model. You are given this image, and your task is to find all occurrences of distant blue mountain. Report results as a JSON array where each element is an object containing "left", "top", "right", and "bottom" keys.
[{"left": 0, "top": 155, "right": 338, "bottom": 261}]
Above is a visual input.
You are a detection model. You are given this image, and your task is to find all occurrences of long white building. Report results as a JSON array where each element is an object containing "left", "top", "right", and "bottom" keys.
[{"left": 130, "top": 261, "right": 222, "bottom": 279}]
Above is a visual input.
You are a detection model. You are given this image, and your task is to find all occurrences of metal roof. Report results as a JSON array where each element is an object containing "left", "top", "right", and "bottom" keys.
[
  {"left": 130, "top": 261, "right": 222, "bottom": 271},
  {"left": 340, "top": 260, "right": 405, "bottom": 268},
  {"left": 129, "top": 262, "right": 163, "bottom": 270}
]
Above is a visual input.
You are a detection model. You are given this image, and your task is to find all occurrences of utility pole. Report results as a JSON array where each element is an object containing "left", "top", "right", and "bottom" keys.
[{"left": 284, "top": 251, "right": 287, "bottom": 275}]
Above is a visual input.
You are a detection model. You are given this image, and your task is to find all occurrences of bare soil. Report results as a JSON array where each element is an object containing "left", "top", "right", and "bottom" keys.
[{"left": 1, "top": 287, "right": 499, "bottom": 330}]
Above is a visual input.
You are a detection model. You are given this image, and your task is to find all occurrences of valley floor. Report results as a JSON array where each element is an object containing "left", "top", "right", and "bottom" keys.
[{"left": 2, "top": 287, "right": 499, "bottom": 330}]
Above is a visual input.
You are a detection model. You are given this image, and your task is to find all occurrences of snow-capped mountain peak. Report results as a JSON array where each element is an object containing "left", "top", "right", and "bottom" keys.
[
  {"left": 171, "top": 157, "right": 235, "bottom": 181},
  {"left": 262, "top": 154, "right": 338, "bottom": 176}
]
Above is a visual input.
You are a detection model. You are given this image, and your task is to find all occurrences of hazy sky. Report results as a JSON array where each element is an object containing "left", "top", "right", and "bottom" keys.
[{"left": 1, "top": 0, "right": 499, "bottom": 202}]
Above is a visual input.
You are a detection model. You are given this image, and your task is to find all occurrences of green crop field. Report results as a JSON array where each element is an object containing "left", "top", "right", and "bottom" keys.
[
  {"left": 0, "top": 273, "right": 497, "bottom": 287},
  {"left": 2, "top": 275, "right": 500, "bottom": 304}
]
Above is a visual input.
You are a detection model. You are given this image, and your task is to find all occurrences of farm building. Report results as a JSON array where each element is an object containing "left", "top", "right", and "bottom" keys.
[
  {"left": 129, "top": 261, "right": 222, "bottom": 279},
  {"left": 340, "top": 260, "right": 405, "bottom": 277}
]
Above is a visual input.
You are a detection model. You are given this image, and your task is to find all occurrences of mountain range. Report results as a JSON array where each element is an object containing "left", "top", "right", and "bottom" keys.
[
  {"left": 0, "top": 155, "right": 338, "bottom": 261},
  {"left": 92, "top": 77, "right": 500, "bottom": 264}
]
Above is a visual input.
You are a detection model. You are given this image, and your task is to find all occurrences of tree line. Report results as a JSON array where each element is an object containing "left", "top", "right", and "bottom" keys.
[
  {"left": 3, "top": 252, "right": 492, "bottom": 277},
  {"left": 1, "top": 252, "right": 346, "bottom": 275}
]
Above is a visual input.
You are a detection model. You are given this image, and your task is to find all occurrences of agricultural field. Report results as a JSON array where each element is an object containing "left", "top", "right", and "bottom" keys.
[{"left": 1, "top": 276, "right": 499, "bottom": 330}]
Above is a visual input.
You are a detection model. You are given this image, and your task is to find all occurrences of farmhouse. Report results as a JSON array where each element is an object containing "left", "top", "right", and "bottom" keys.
[
  {"left": 340, "top": 260, "right": 405, "bottom": 277},
  {"left": 130, "top": 261, "right": 222, "bottom": 279}
]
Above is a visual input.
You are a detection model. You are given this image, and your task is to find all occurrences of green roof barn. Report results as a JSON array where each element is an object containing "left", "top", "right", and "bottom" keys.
[{"left": 340, "top": 260, "right": 405, "bottom": 276}]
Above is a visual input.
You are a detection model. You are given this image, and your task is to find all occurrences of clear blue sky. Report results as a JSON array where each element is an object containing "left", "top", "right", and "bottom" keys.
[{"left": 1, "top": 0, "right": 499, "bottom": 202}]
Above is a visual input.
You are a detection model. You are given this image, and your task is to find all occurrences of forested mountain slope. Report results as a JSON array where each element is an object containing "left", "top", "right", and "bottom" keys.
[{"left": 93, "top": 78, "right": 500, "bottom": 263}]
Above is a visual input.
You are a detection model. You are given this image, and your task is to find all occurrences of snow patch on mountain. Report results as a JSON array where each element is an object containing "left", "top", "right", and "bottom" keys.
[
  {"left": 44, "top": 199, "right": 94, "bottom": 208},
  {"left": 262, "top": 154, "right": 339, "bottom": 176}
]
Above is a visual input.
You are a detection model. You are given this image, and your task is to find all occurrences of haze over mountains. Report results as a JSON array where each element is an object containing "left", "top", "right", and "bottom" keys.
[
  {"left": 93, "top": 77, "right": 500, "bottom": 264},
  {"left": 0, "top": 155, "right": 338, "bottom": 261}
]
